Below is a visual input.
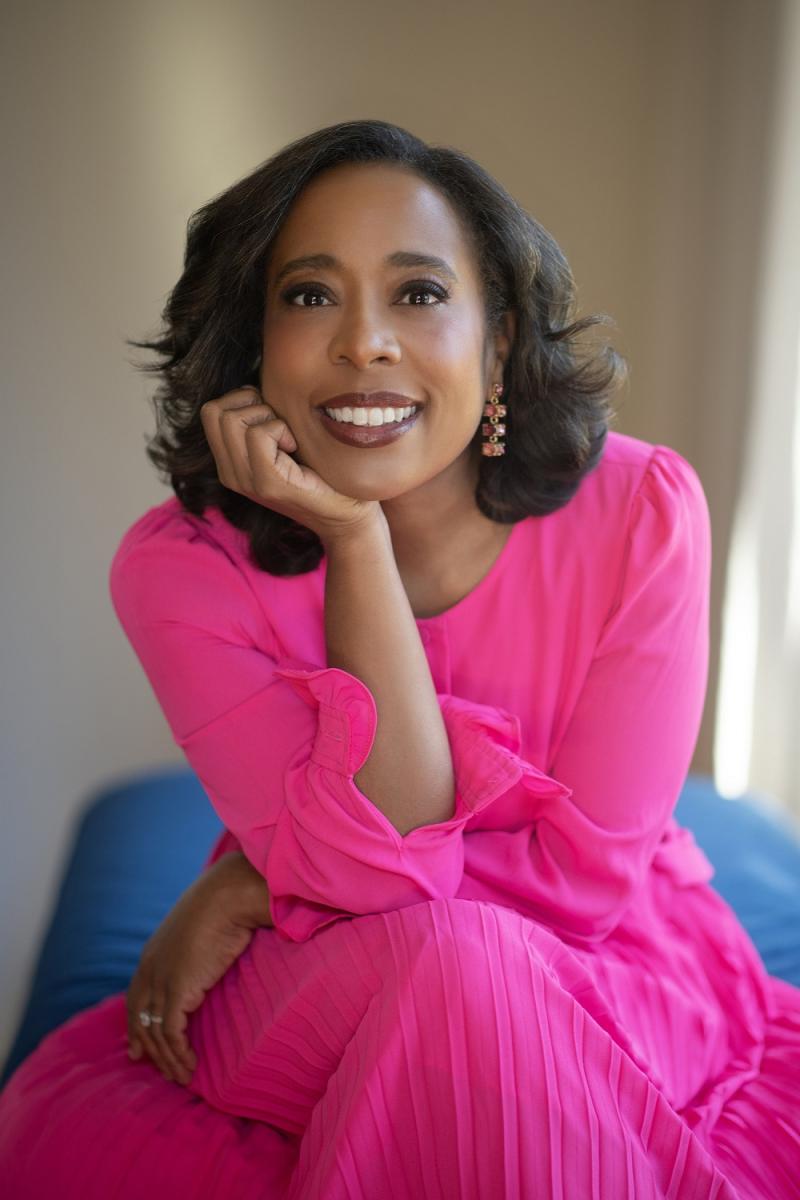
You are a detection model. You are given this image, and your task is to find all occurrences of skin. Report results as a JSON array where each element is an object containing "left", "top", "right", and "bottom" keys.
[
  {"left": 258, "top": 160, "right": 516, "bottom": 612},
  {"left": 128, "top": 161, "right": 519, "bottom": 1084}
]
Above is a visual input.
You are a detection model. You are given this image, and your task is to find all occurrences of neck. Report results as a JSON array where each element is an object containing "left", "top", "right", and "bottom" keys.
[{"left": 380, "top": 449, "right": 490, "bottom": 574}]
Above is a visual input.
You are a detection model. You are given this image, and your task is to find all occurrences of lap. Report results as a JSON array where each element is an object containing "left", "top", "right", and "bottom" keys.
[
  {"left": 0, "top": 992, "right": 296, "bottom": 1200},
  {"left": 185, "top": 897, "right": 626, "bottom": 1128},
  {"left": 0, "top": 898, "right": 761, "bottom": 1200}
]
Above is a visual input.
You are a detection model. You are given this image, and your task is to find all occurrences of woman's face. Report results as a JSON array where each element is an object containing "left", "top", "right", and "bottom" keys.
[{"left": 259, "top": 161, "right": 512, "bottom": 502}]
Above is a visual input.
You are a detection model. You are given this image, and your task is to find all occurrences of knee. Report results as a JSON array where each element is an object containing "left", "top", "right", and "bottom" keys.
[
  {"left": 413, "top": 894, "right": 538, "bottom": 944},
  {"left": 379, "top": 896, "right": 549, "bottom": 983}
]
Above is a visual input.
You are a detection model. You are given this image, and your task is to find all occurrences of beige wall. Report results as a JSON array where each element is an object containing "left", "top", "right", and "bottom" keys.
[{"left": 0, "top": 0, "right": 783, "bottom": 1062}]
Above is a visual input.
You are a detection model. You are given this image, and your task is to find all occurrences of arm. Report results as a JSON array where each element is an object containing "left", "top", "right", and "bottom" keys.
[
  {"left": 210, "top": 849, "right": 274, "bottom": 928},
  {"left": 456, "top": 444, "right": 714, "bottom": 942},
  {"left": 109, "top": 509, "right": 513, "bottom": 943},
  {"left": 126, "top": 850, "right": 273, "bottom": 1084},
  {"left": 111, "top": 443, "right": 707, "bottom": 947},
  {"left": 323, "top": 518, "right": 455, "bottom": 836}
]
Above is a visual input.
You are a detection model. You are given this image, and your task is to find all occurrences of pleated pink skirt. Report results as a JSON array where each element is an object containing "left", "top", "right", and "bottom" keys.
[{"left": 1, "top": 879, "right": 799, "bottom": 1199}]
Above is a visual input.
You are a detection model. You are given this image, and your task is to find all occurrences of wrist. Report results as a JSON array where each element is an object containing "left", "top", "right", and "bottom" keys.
[
  {"left": 320, "top": 510, "right": 390, "bottom": 555},
  {"left": 208, "top": 851, "right": 274, "bottom": 929}
]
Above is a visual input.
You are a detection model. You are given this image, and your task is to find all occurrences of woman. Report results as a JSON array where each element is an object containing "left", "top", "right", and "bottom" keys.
[{"left": 1, "top": 118, "right": 797, "bottom": 1199}]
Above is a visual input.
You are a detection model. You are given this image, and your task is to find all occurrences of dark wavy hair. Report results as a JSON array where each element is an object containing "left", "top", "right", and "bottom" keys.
[{"left": 127, "top": 118, "right": 627, "bottom": 575}]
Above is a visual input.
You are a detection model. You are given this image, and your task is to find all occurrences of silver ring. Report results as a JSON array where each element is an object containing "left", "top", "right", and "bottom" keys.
[{"left": 138, "top": 1010, "right": 164, "bottom": 1028}]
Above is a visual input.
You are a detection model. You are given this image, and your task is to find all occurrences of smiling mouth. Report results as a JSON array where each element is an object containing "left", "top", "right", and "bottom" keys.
[{"left": 316, "top": 405, "right": 422, "bottom": 448}]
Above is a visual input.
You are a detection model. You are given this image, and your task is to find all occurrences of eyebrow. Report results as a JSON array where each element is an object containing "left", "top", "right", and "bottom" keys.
[{"left": 271, "top": 251, "right": 459, "bottom": 289}]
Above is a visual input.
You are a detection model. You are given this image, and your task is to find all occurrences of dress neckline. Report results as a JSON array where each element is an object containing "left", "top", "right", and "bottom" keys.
[{"left": 412, "top": 517, "right": 526, "bottom": 626}]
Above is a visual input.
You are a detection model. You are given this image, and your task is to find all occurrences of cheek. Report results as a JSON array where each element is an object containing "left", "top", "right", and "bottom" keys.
[
  {"left": 262, "top": 318, "right": 301, "bottom": 354},
  {"left": 261, "top": 324, "right": 318, "bottom": 385},
  {"left": 417, "top": 311, "right": 483, "bottom": 369}
]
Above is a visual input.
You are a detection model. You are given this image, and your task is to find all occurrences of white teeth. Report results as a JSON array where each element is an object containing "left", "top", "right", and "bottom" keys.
[{"left": 323, "top": 405, "right": 416, "bottom": 426}]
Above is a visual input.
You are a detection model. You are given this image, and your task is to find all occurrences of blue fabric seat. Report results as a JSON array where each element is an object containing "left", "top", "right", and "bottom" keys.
[
  {"left": 2, "top": 769, "right": 799, "bottom": 1088},
  {"left": 674, "top": 774, "right": 800, "bottom": 986}
]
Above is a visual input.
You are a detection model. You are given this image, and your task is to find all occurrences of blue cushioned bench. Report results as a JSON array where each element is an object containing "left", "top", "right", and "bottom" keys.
[{"left": 2, "top": 769, "right": 799, "bottom": 1088}]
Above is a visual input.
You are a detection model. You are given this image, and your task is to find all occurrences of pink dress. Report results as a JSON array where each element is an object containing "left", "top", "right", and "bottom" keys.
[{"left": 2, "top": 430, "right": 798, "bottom": 1199}]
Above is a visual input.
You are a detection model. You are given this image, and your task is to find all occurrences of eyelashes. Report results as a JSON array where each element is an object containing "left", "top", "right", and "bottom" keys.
[{"left": 280, "top": 278, "right": 450, "bottom": 308}]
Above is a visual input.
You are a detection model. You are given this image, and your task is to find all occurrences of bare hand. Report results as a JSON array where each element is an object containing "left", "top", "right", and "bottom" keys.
[
  {"left": 199, "top": 387, "right": 385, "bottom": 543},
  {"left": 125, "top": 855, "right": 263, "bottom": 1085}
]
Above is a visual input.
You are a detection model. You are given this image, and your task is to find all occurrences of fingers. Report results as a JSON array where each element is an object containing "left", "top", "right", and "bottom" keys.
[
  {"left": 200, "top": 387, "right": 298, "bottom": 498},
  {"left": 200, "top": 387, "right": 265, "bottom": 493},
  {"left": 223, "top": 403, "right": 300, "bottom": 492},
  {"left": 219, "top": 404, "right": 283, "bottom": 497},
  {"left": 128, "top": 986, "right": 170, "bottom": 1077},
  {"left": 126, "top": 990, "right": 164, "bottom": 1074},
  {"left": 126, "top": 978, "right": 155, "bottom": 1063},
  {"left": 126, "top": 985, "right": 192, "bottom": 1085},
  {"left": 161, "top": 989, "right": 198, "bottom": 1077},
  {"left": 148, "top": 998, "right": 191, "bottom": 1084},
  {"left": 149, "top": 1039, "right": 190, "bottom": 1086}
]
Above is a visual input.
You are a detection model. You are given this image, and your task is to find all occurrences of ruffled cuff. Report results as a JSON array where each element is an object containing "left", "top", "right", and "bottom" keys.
[
  {"left": 266, "top": 659, "right": 572, "bottom": 942},
  {"left": 274, "top": 659, "right": 379, "bottom": 778},
  {"left": 273, "top": 657, "right": 565, "bottom": 834}
]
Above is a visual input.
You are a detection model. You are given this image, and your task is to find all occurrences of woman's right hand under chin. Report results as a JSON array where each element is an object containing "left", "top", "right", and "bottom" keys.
[{"left": 199, "top": 386, "right": 386, "bottom": 544}]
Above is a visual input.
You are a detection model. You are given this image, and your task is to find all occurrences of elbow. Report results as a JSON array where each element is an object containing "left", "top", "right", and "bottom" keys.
[{"left": 353, "top": 761, "right": 457, "bottom": 839}]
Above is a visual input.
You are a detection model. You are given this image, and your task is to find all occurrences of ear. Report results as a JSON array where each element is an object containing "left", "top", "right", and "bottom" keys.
[{"left": 492, "top": 310, "right": 516, "bottom": 373}]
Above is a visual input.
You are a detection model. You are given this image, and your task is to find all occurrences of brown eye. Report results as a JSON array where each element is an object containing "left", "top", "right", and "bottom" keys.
[
  {"left": 282, "top": 286, "right": 331, "bottom": 307},
  {"left": 280, "top": 279, "right": 449, "bottom": 308},
  {"left": 398, "top": 281, "right": 449, "bottom": 305}
]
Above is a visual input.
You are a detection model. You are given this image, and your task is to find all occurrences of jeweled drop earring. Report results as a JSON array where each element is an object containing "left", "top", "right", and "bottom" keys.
[{"left": 481, "top": 384, "right": 507, "bottom": 456}]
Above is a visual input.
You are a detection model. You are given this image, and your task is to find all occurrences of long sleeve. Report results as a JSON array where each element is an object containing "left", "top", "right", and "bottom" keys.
[
  {"left": 108, "top": 513, "right": 557, "bottom": 942},
  {"left": 457, "top": 445, "right": 713, "bottom": 943}
]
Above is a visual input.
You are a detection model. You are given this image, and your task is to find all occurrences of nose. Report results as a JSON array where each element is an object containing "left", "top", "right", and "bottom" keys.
[{"left": 329, "top": 298, "right": 401, "bottom": 369}]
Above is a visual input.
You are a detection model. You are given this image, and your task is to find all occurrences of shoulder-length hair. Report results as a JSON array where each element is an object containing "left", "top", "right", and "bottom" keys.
[{"left": 127, "top": 118, "right": 627, "bottom": 575}]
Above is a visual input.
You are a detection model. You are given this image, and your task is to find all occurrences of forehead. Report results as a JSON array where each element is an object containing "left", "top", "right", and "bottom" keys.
[{"left": 268, "top": 163, "right": 475, "bottom": 276}]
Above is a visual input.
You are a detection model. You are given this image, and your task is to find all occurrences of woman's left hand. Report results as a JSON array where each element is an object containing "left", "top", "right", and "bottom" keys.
[{"left": 125, "top": 852, "right": 270, "bottom": 1085}]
